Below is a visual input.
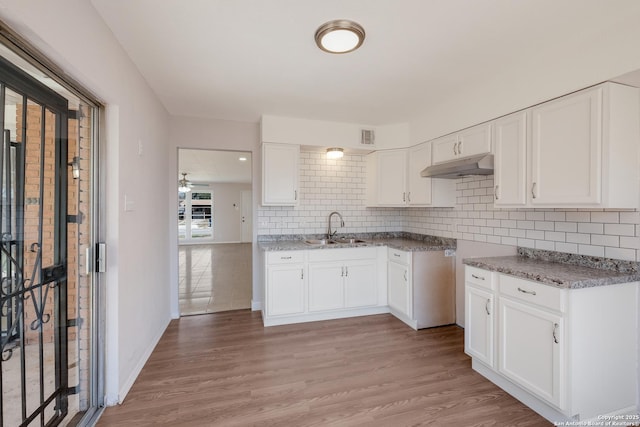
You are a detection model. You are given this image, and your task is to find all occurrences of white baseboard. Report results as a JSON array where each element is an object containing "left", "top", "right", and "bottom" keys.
[
  {"left": 117, "top": 317, "right": 170, "bottom": 404},
  {"left": 251, "top": 300, "right": 263, "bottom": 311},
  {"left": 263, "top": 306, "right": 390, "bottom": 327}
]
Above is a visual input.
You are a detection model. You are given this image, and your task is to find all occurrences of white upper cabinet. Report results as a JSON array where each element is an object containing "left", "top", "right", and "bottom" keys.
[
  {"left": 407, "top": 143, "right": 432, "bottom": 205},
  {"left": 377, "top": 149, "right": 408, "bottom": 206},
  {"left": 493, "top": 82, "right": 640, "bottom": 209},
  {"left": 530, "top": 87, "right": 602, "bottom": 206},
  {"left": 367, "top": 144, "right": 456, "bottom": 207},
  {"left": 432, "top": 123, "right": 492, "bottom": 164},
  {"left": 261, "top": 142, "right": 299, "bottom": 206},
  {"left": 494, "top": 111, "right": 528, "bottom": 206}
]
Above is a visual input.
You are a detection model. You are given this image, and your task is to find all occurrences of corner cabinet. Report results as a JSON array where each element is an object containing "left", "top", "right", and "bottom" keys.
[
  {"left": 493, "top": 82, "right": 640, "bottom": 209},
  {"left": 261, "top": 142, "right": 299, "bottom": 206},
  {"left": 366, "top": 144, "right": 455, "bottom": 208},
  {"left": 464, "top": 265, "right": 639, "bottom": 423}
]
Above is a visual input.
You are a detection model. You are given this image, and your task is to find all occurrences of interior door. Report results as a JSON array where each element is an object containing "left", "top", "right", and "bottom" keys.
[{"left": 240, "top": 190, "right": 252, "bottom": 243}]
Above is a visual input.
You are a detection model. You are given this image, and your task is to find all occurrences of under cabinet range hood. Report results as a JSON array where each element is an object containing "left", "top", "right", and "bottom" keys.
[{"left": 421, "top": 154, "right": 494, "bottom": 179}]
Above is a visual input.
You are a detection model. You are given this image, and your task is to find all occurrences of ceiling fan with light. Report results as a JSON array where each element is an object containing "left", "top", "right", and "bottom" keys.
[
  {"left": 178, "top": 173, "right": 192, "bottom": 192},
  {"left": 178, "top": 172, "right": 210, "bottom": 193}
]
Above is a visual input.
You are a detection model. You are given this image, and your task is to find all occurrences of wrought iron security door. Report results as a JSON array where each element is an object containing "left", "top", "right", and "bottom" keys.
[{"left": 0, "top": 56, "right": 71, "bottom": 426}]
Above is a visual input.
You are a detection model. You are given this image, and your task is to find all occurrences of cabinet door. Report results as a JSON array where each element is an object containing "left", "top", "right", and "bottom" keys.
[
  {"left": 432, "top": 134, "right": 459, "bottom": 164},
  {"left": 530, "top": 88, "right": 602, "bottom": 205},
  {"left": 266, "top": 264, "right": 305, "bottom": 316},
  {"left": 262, "top": 143, "right": 299, "bottom": 206},
  {"left": 407, "top": 142, "right": 432, "bottom": 205},
  {"left": 458, "top": 123, "right": 492, "bottom": 159},
  {"left": 387, "top": 261, "right": 410, "bottom": 317},
  {"left": 498, "top": 297, "right": 565, "bottom": 409},
  {"left": 344, "top": 260, "right": 378, "bottom": 308},
  {"left": 377, "top": 149, "right": 407, "bottom": 206},
  {"left": 494, "top": 111, "right": 527, "bottom": 206},
  {"left": 464, "top": 285, "right": 494, "bottom": 367},
  {"left": 308, "top": 263, "right": 344, "bottom": 312}
]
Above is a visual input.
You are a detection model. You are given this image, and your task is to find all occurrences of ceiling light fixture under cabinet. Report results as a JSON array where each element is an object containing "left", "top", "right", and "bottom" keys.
[{"left": 326, "top": 147, "right": 344, "bottom": 159}]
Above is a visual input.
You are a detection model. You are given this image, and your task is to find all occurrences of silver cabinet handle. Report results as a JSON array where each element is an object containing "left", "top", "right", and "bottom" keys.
[
  {"left": 494, "top": 185, "right": 499, "bottom": 200},
  {"left": 517, "top": 287, "right": 536, "bottom": 296},
  {"left": 301, "top": 269, "right": 304, "bottom": 280},
  {"left": 403, "top": 192, "right": 406, "bottom": 202},
  {"left": 407, "top": 192, "right": 411, "bottom": 203},
  {"left": 453, "top": 142, "right": 458, "bottom": 155},
  {"left": 531, "top": 182, "right": 537, "bottom": 199},
  {"left": 294, "top": 190, "right": 298, "bottom": 200},
  {"left": 457, "top": 141, "right": 462, "bottom": 155},
  {"left": 403, "top": 270, "right": 407, "bottom": 281},
  {"left": 341, "top": 266, "right": 344, "bottom": 277},
  {"left": 281, "top": 256, "right": 292, "bottom": 260},
  {"left": 553, "top": 323, "right": 559, "bottom": 344},
  {"left": 471, "top": 274, "right": 485, "bottom": 281},
  {"left": 345, "top": 266, "right": 348, "bottom": 277},
  {"left": 485, "top": 299, "right": 491, "bottom": 315}
]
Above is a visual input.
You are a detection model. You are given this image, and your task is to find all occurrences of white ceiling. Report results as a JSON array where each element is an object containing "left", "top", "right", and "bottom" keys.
[
  {"left": 91, "top": 0, "right": 640, "bottom": 125},
  {"left": 179, "top": 149, "right": 252, "bottom": 184}
]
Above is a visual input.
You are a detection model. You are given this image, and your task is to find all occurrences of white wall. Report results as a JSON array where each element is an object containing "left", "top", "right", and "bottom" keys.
[
  {"left": 168, "top": 116, "right": 260, "bottom": 313},
  {"left": 0, "top": 0, "right": 173, "bottom": 404},
  {"left": 408, "top": 15, "right": 640, "bottom": 145}
]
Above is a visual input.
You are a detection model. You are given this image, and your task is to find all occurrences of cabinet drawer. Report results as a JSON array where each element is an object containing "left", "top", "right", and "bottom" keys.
[
  {"left": 498, "top": 274, "right": 565, "bottom": 312},
  {"left": 308, "top": 247, "right": 377, "bottom": 262},
  {"left": 388, "top": 248, "right": 410, "bottom": 265},
  {"left": 267, "top": 251, "right": 305, "bottom": 264},
  {"left": 465, "top": 266, "right": 494, "bottom": 290}
]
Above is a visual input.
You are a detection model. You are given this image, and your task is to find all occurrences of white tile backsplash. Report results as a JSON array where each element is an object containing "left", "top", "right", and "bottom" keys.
[{"left": 258, "top": 150, "right": 640, "bottom": 261}]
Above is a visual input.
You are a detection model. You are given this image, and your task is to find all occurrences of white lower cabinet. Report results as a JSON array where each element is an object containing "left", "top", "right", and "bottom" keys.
[
  {"left": 464, "top": 282, "right": 494, "bottom": 368},
  {"left": 498, "top": 297, "right": 564, "bottom": 409},
  {"left": 387, "top": 258, "right": 411, "bottom": 318},
  {"left": 309, "top": 258, "right": 378, "bottom": 312},
  {"left": 264, "top": 247, "right": 386, "bottom": 326},
  {"left": 266, "top": 264, "right": 305, "bottom": 316},
  {"left": 465, "top": 265, "right": 639, "bottom": 423}
]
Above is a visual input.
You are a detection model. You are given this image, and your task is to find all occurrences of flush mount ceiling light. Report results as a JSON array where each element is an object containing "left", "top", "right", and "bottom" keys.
[
  {"left": 326, "top": 147, "right": 344, "bottom": 159},
  {"left": 315, "top": 20, "right": 365, "bottom": 54}
]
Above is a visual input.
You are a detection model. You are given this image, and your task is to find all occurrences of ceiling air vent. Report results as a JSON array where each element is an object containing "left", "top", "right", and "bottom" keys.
[{"left": 361, "top": 129, "right": 375, "bottom": 146}]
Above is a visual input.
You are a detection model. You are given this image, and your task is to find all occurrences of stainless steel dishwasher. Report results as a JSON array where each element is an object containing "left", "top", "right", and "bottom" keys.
[{"left": 388, "top": 247, "right": 455, "bottom": 329}]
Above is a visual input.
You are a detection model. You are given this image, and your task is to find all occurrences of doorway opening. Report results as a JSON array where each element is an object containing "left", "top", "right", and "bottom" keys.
[{"left": 177, "top": 149, "right": 252, "bottom": 316}]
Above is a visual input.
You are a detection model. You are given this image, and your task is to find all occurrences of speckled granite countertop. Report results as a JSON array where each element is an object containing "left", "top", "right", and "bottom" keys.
[
  {"left": 463, "top": 248, "right": 640, "bottom": 289},
  {"left": 258, "top": 232, "right": 456, "bottom": 252}
]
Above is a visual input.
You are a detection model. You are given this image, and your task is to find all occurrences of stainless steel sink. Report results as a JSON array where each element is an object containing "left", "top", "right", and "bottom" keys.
[
  {"left": 332, "top": 238, "right": 367, "bottom": 244},
  {"left": 304, "top": 239, "right": 336, "bottom": 245}
]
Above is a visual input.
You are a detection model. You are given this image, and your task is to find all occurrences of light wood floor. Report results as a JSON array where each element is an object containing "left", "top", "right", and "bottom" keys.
[
  {"left": 97, "top": 311, "right": 550, "bottom": 426},
  {"left": 179, "top": 243, "right": 252, "bottom": 315}
]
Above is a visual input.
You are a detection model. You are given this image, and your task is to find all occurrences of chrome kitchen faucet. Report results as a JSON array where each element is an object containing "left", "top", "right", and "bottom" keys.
[{"left": 327, "top": 211, "right": 344, "bottom": 239}]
